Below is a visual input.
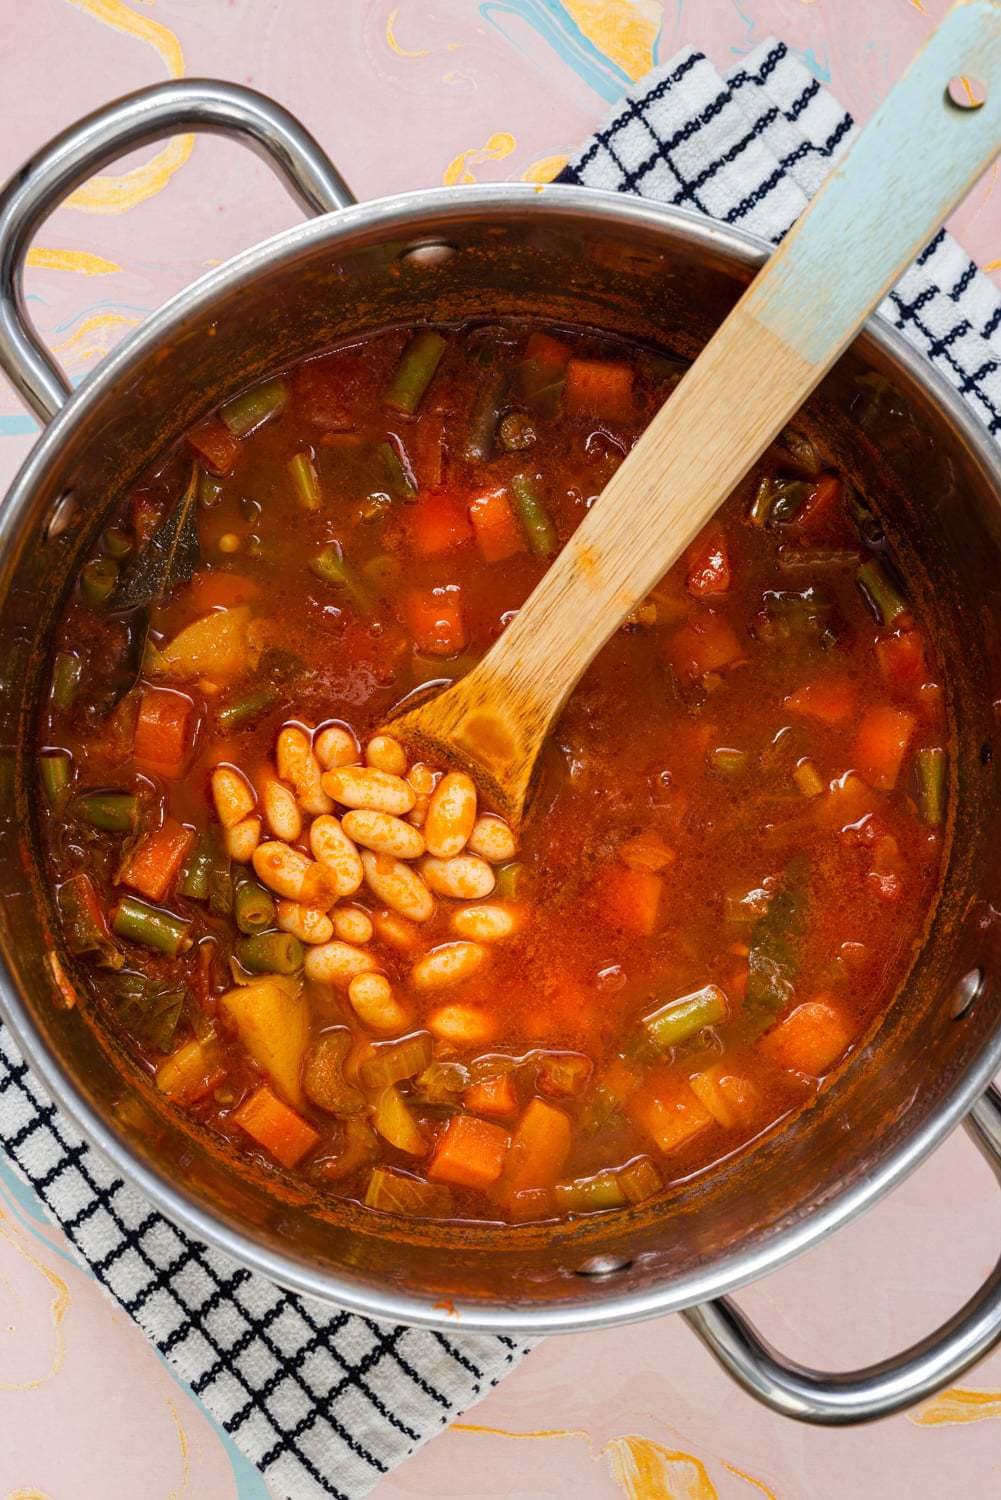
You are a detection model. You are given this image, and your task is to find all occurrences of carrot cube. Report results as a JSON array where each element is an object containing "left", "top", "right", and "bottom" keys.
[
  {"left": 854, "top": 705, "right": 917, "bottom": 790},
  {"left": 403, "top": 587, "right": 466, "bottom": 656},
  {"left": 875, "top": 630, "right": 929, "bottom": 694},
  {"left": 668, "top": 609, "right": 745, "bottom": 679},
  {"left": 784, "top": 677, "right": 857, "bottom": 726},
  {"left": 630, "top": 1079, "right": 712, "bottom": 1155},
  {"left": 118, "top": 817, "right": 195, "bottom": 903},
  {"left": 469, "top": 487, "right": 526, "bottom": 564},
  {"left": 602, "top": 863, "right": 664, "bottom": 937},
  {"left": 465, "top": 1073, "right": 518, "bottom": 1117},
  {"left": 503, "top": 1098, "right": 572, "bottom": 1191},
  {"left": 428, "top": 1113, "right": 510, "bottom": 1189},
  {"left": 408, "top": 492, "right": 473, "bottom": 558},
  {"left": 685, "top": 524, "right": 731, "bottom": 596},
  {"left": 524, "top": 331, "right": 571, "bottom": 369},
  {"left": 789, "top": 474, "right": 845, "bottom": 542},
  {"left": 564, "top": 358, "right": 634, "bottom": 419},
  {"left": 761, "top": 999, "right": 853, "bottom": 1076},
  {"left": 233, "top": 1085, "right": 320, "bottom": 1168},
  {"left": 133, "top": 686, "right": 195, "bottom": 778}
]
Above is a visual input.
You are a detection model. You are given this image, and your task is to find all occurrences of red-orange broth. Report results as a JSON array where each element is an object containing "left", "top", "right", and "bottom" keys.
[{"left": 37, "top": 320, "right": 946, "bottom": 1223}]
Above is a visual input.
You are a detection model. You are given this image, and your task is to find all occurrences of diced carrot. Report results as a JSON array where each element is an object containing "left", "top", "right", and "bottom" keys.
[
  {"left": 668, "top": 609, "right": 745, "bottom": 679},
  {"left": 875, "top": 629, "right": 929, "bottom": 694},
  {"left": 503, "top": 1098, "right": 572, "bottom": 1191},
  {"left": 184, "top": 570, "right": 259, "bottom": 612},
  {"left": 618, "top": 831, "right": 674, "bottom": 873},
  {"left": 133, "top": 687, "right": 195, "bottom": 778},
  {"left": 428, "top": 1113, "right": 510, "bottom": 1189},
  {"left": 601, "top": 864, "right": 663, "bottom": 937},
  {"left": 630, "top": 1077, "right": 712, "bottom": 1155},
  {"left": 789, "top": 474, "right": 846, "bottom": 542},
  {"left": 468, "top": 487, "right": 526, "bottom": 564},
  {"left": 854, "top": 704, "right": 917, "bottom": 790},
  {"left": 232, "top": 1085, "right": 320, "bottom": 1168},
  {"left": 465, "top": 1073, "right": 518, "bottom": 1117},
  {"left": 524, "top": 331, "right": 571, "bottom": 369},
  {"left": 564, "top": 358, "right": 634, "bottom": 419},
  {"left": 186, "top": 416, "right": 240, "bottom": 475},
  {"left": 761, "top": 998, "right": 853, "bottom": 1076},
  {"left": 403, "top": 587, "right": 466, "bottom": 656},
  {"left": 688, "top": 1065, "right": 760, "bottom": 1128},
  {"left": 118, "top": 817, "right": 195, "bottom": 902},
  {"left": 685, "top": 524, "right": 731, "bottom": 596},
  {"left": 813, "top": 771, "right": 879, "bottom": 832},
  {"left": 408, "top": 492, "right": 474, "bottom": 558},
  {"left": 784, "top": 676, "right": 857, "bottom": 726}
]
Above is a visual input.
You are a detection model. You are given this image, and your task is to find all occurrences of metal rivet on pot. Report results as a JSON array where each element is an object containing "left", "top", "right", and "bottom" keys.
[
  {"left": 950, "top": 968, "right": 983, "bottom": 1018},
  {"left": 45, "top": 492, "right": 76, "bottom": 539},
  {"left": 945, "top": 76, "right": 986, "bottom": 111},
  {"left": 399, "top": 241, "right": 456, "bottom": 267},
  {"left": 575, "top": 1255, "right": 632, "bottom": 1277}
]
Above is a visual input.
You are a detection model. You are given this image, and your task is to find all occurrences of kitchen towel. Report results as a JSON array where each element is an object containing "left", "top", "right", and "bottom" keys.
[{"left": 2, "top": 31, "right": 1000, "bottom": 1500}]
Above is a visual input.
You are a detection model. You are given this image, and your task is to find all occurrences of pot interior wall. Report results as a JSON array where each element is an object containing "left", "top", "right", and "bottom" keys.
[{"left": 2, "top": 197, "right": 1000, "bottom": 1315}]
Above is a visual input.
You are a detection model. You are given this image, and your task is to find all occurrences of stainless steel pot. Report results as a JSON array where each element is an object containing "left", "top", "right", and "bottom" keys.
[{"left": 2, "top": 80, "right": 1001, "bottom": 1426}]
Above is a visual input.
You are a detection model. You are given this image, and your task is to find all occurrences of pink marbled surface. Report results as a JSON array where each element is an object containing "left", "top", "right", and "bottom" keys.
[{"left": 0, "top": 4, "right": 999, "bottom": 1499}]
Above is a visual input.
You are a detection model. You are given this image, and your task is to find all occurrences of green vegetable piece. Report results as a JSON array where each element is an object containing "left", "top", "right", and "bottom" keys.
[
  {"left": 309, "top": 545, "right": 373, "bottom": 613},
  {"left": 198, "top": 469, "right": 224, "bottom": 508},
  {"left": 493, "top": 861, "right": 524, "bottom": 900},
  {"left": 916, "top": 746, "right": 946, "bottom": 826},
  {"left": 217, "top": 686, "right": 280, "bottom": 734},
  {"left": 102, "top": 526, "right": 133, "bottom": 559},
  {"left": 743, "top": 853, "right": 810, "bottom": 1037},
  {"left": 857, "top": 559, "right": 908, "bottom": 625},
  {"left": 748, "top": 476, "right": 809, "bottom": 527},
  {"left": 749, "top": 475, "right": 774, "bottom": 527},
  {"left": 113, "top": 464, "right": 200, "bottom": 612},
  {"left": 319, "top": 1117, "right": 380, "bottom": 1181},
  {"left": 57, "top": 874, "right": 123, "bottom": 969},
  {"left": 498, "top": 410, "right": 538, "bottom": 452},
  {"left": 385, "top": 331, "right": 447, "bottom": 415},
  {"left": 233, "top": 872, "right": 277, "bottom": 935},
  {"left": 112, "top": 895, "right": 191, "bottom": 956},
  {"left": 359, "top": 1031, "right": 434, "bottom": 1091},
  {"left": 40, "top": 752, "right": 72, "bottom": 812},
  {"left": 642, "top": 984, "right": 727, "bottom": 1052},
  {"left": 72, "top": 791, "right": 138, "bottom": 833},
  {"left": 303, "top": 1031, "right": 365, "bottom": 1116},
  {"left": 50, "top": 651, "right": 83, "bottom": 712},
  {"left": 555, "top": 1170, "right": 627, "bottom": 1214},
  {"left": 517, "top": 352, "right": 565, "bottom": 416},
  {"left": 364, "top": 1166, "right": 453, "bottom": 1217},
  {"left": 288, "top": 451, "right": 321, "bottom": 510},
  {"left": 207, "top": 852, "right": 234, "bottom": 917},
  {"left": 178, "top": 832, "right": 213, "bottom": 900},
  {"left": 235, "top": 930, "right": 303, "bottom": 974},
  {"left": 776, "top": 426, "right": 822, "bottom": 477},
  {"left": 464, "top": 366, "right": 506, "bottom": 461},
  {"left": 80, "top": 556, "right": 119, "bottom": 608},
  {"left": 511, "top": 473, "right": 557, "bottom": 557},
  {"left": 220, "top": 377, "right": 288, "bottom": 437},
  {"left": 708, "top": 746, "right": 748, "bottom": 777},
  {"left": 110, "top": 973, "right": 186, "bottom": 1052},
  {"left": 415, "top": 1059, "right": 471, "bottom": 1104},
  {"left": 373, "top": 440, "right": 416, "bottom": 499}
]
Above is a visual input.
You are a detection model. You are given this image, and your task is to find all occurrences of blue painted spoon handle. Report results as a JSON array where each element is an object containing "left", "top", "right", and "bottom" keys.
[{"left": 391, "top": 0, "right": 1001, "bottom": 822}]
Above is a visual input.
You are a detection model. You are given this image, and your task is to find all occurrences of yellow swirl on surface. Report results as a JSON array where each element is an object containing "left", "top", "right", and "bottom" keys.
[
  {"left": 910, "top": 1386, "right": 1001, "bottom": 1425},
  {"left": 386, "top": 5, "right": 430, "bottom": 58},
  {"left": 522, "top": 153, "right": 570, "bottom": 183},
  {"left": 605, "top": 1435, "right": 718, "bottom": 1499},
  {"left": 0, "top": 1210, "right": 70, "bottom": 1391},
  {"left": 27, "top": 248, "right": 122, "bottom": 275},
  {"left": 62, "top": 0, "right": 193, "bottom": 213},
  {"left": 444, "top": 132, "right": 517, "bottom": 185},
  {"left": 53, "top": 311, "right": 142, "bottom": 366},
  {"left": 559, "top": 0, "right": 662, "bottom": 82}
]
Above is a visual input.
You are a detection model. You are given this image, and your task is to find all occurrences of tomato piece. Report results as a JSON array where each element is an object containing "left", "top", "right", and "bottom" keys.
[
  {"left": 875, "top": 629, "right": 930, "bottom": 694},
  {"left": 686, "top": 524, "right": 731, "bottom": 596},
  {"left": 403, "top": 587, "right": 466, "bottom": 656},
  {"left": 601, "top": 864, "right": 664, "bottom": 936},
  {"left": 186, "top": 416, "right": 240, "bottom": 475},
  {"left": 133, "top": 687, "right": 195, "bottom": 777},
  {"left": 784, "top": 676, "right": 857, "bottom": 726},
  {"left": 564, "top": 358, "right": 634, "bottom": 419},
  {"left": 789, "top": 474, "right": 847, "bottom": 542},
  {"left": 854, "top": 705, "right": 917, "bottom": 790},
  {"left": 668, "top": 609, "right": 745, "bottom": 679},
  {"left": 408, "top": 492, "right": 474, "bottom": 558},
  {"left": 468, "top": 487, "right": 526, "bottom": 563}
]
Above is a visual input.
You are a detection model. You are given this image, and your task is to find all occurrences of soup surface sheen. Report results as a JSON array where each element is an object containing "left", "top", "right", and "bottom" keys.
[{"left": 38, "top": 321, "right": 946, "bottom": 1224}]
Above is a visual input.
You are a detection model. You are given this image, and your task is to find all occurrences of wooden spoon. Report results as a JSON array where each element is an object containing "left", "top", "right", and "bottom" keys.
[{"left": 389, "top": 2, "right": 1001, "bottom": 825}]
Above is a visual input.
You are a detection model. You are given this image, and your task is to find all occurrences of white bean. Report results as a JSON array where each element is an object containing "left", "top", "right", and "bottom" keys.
[
  {"left": 364, "top": 734, "right": 408, "bottom": 776},
  {"left": 260, "top": 772, "right": 302, "bottom": 842},
  {"left": 424, "top": 771, "right": 477, "bottom": 859},
  {"left": 304, "top": 940, "right": 379, "bottom": 988},
  {"left": 277, "top": 900, "right": 334, "bottom": 945},
  {"left": 426, "top": 1001, "right": 497, "bottom": 1044},
  {"left": 277, "top": 725, "right": 331, "bottom": 815},
  {"left": 371, "top": 908, "right": 422, "bottom": 951},
  {"left": 333, "top": 906, "right": 373, "bottom": 945},
  {"left": 421, "top": 854, "right": 495, "bottom": 900},
  {"left": 406, "top": 762, "right": 435, "bottom": 829},
  {"left": 253, "top": 841, "right": 333, "bottom": 902},
  {"left": 309, "top": 815, "right": 364, "bottom": 897},
  {"left": 224, "top": 814, "right": 261, "bottom": 863},
  {"left": 322, "top": 766, "right": 415, "bottom": 816},
  {"left": 211, "top": 765, "right": 255, "bottom": 829},
  {"left": 411, "top": 941, "right": 488, "bottom": 991},
  {"left": 451, "top": 903, "right": 519, "bottom": 942},
  {"left": 467, "top": 813, "right": 517, "bottom": 864},
  {"left": 315, "top": 724, "right": 360, "bottom": 770},
  {"left": 342, "top": 808, "right": 425, "bottom": 860},
  {"left": 347, "top": 972, "right": 410, "bottom": 1033},
  {"left": 361, "top": 850, "right": 434, "bottom": 922}
]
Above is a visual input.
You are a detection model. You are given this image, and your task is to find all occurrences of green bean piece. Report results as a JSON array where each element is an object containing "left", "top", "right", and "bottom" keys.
[
  {"left": 708, "top": 746, "right": 747, "bottom": 777},
  {"left": 72, "top": 791, "right": 138, "bottom": 833},
  {"left": 642, "top": 983, "right": 727, "bottom": 1052},
  {"left": 518, "top": 354, "right": 565, "bottom": 416},
  {"left": 102, "top": 525, "right": 133, "bottom": 559},
  {"left": 216, "top": 686, "right": 280, "bottom": 734},
  {"left": 748, "top": 475, "right": 774, "bottom": 527},
  {"left": 373, "top": 440, "right": 416, "bottom": 499},
  {"left": 744, "top": 853, "right": 810, "bottom": 1037},
  {"left": 220, "top": 377, "right": 288, "bottom": 437},
  {"left": 207, "top": 854, "right": 234, "bottom": 918},
  {"left": 510, "top": 473, "right": 557, "bottom": 557},
  {"left": 233, "top": 872, "right": 277, "bottom": 935},
  {"left": 493, "top": 862, "right": 524, "bottom": 900},
  {"left": 40, "top": 752, "right": 72, "bottom": 812},
  {"left": 57, "top": 873, "right": 123, "bottom": 969},
  {"left": 498, "top": 411, "right": 538, "bottom": 452},
  {"left": 384, "top": 331, "right": 447, "bottom": 415},
  {"left": 198, "top": 470, "right": 224, "bottom": 508},
  {"left": 110, "top": 973, "right": 185, "bottom": 1052},
  {"left": 857, "top": 558, "right": 907, "bottom": 625},
  {"left": 178, "top": 833, "right": 213, "bottom": 900},
  {"left": 309, "top": 546, "right": 373, "bottom": 613},
  {"left": 50, "top": 651, "right": 83, "bottom": 712},
  {"left": 463, "top": 367, "right": 506, "bottom": 461},
  {"left": 555, "top": 1171, "right": 627, "bottom": 1214},
  {"left": 617, "top": 1156, "right": 663, "bottom": 1205},
  {"left": 235, "top": 930, "right": 303, "bottom": 974},
  {"left": 80, "top": 556, "right": 119, "bottom": 608},
  {"left": 916, "top": 747, "right": 946, "bottom": 826},
  {"left": 360, "top": 1031, "right": 434, "bottom": 1091},
  {"left": 112, "top": 896, "right": 191, "bottom": 956},
  {"left": 288, "top": 451, "right": 321, "bottom": 510}
]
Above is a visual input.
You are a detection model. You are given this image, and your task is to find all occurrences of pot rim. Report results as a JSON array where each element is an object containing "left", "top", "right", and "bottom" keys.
[{"left": 3, "top": 181, "right": 1001, "bottom": 1334}]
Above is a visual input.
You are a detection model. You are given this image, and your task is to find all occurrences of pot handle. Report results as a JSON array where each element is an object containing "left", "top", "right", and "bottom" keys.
[
  {"left": 684, "top": 1082, "right": 1001, "bottom": 1424},
  {"left": 0, "top": 79, "right": 355, "bottom": 424}
]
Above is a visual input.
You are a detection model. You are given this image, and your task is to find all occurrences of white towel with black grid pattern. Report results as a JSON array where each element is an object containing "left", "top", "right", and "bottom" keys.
[{"left": 2, "top": 33, "right": 1001, "bottom": 1500}]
